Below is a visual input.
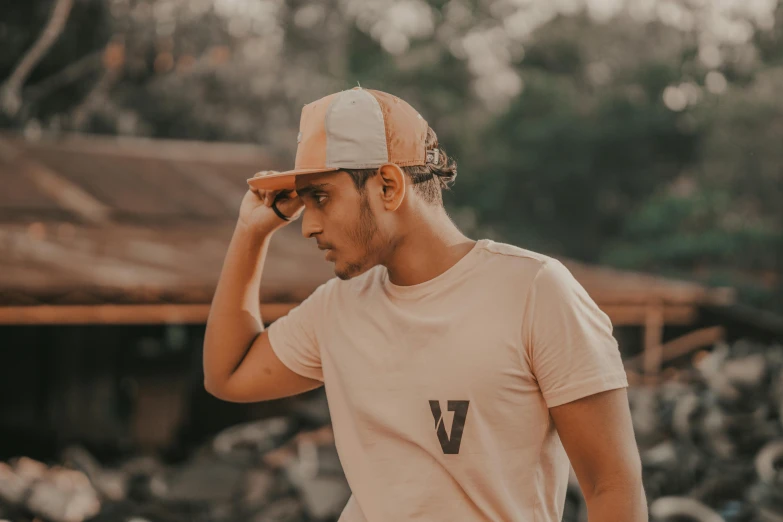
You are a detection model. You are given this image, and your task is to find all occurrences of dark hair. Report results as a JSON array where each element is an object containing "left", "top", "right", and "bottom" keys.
[{"left": 342, "top": 127, "right": 457, "bottom": 206}]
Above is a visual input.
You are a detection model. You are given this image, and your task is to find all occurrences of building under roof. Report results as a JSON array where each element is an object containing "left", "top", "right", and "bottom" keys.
[
  {"left": 0, "top": 131, "right": 738, "bottom": 379},
  {"left": 0, "top": 131, "right": 335, "bottom": 325}
]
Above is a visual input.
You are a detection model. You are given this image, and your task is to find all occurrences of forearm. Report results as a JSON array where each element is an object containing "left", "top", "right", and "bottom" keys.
[
  {"left": 585, "top": 480, "right": 648, "bottom": 522},
  {"left": 203, "top": 221, "right": 273, "bottom": 389}
]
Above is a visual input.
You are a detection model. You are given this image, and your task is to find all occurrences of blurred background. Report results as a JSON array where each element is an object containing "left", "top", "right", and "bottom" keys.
[{"left": 1, "top": 0, "right": 783, "bottom": 521}]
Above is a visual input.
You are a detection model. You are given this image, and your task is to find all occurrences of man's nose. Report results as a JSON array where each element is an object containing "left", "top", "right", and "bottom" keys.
[{"left": 301, "top": 210, "right": 322, "bottom": 239}]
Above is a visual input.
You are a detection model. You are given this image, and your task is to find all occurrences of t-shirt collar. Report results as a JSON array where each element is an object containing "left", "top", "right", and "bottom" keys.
[{"left": 381, "top": 239, "right": 487, "bottom": 300}]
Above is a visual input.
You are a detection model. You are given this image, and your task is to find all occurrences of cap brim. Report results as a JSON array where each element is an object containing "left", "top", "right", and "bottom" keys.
[{"left": 247, "top": 167, "right": 341, "bottom": 191}]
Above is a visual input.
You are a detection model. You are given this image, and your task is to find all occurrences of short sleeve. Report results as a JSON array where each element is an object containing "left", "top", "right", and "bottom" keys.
[
  {"left": 521, "top": 260, "right": 628, "bottom": 408},
  {"left": 266, "top": 279, "right": 335, "bottom": 382}
]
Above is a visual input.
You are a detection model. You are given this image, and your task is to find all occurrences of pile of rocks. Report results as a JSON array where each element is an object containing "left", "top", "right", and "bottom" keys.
[
  {"left": 0, "top": 456, "right": 101, "bottom": 522},
  {"left": 0, "top": 415, "right": 350, "bottom": 522},
  {"left": 564, "top": 338, "right": 783, "bottom": 522}
]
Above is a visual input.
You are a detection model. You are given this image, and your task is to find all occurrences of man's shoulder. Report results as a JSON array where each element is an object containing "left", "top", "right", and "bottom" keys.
[{"left": 475, "top": 239, "right": 555, "bottom": 277}]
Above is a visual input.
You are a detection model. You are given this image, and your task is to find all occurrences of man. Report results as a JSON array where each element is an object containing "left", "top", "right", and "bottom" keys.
[{"left": 203, "top": 87, "right": 647, "bottom": 521}]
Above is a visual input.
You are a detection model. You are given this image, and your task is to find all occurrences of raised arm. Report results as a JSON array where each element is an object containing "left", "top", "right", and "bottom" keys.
[{"left": 203, "top": 178, "right": 320, "bottom": 403}]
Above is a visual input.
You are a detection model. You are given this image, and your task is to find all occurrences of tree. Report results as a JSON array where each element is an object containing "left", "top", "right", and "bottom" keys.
[{"left": 0, "top": 0, "right": 75, "bottom": 116}]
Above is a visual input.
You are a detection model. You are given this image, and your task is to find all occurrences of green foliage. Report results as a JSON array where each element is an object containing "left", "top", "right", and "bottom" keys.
[
  {"left": 604, "top": 189, "right": 778, "bottom": 267},
  {"left": 465, "top": 64, "right": 699, "bottom": 262}
]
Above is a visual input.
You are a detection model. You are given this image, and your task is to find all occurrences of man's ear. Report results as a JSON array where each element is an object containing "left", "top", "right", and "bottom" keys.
[{"left": 376, "top": 163, "right": 405, "bottom": 211}]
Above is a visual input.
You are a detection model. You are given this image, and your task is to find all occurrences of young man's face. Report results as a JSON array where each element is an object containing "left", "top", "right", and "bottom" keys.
[{"left": 295, "top": 170, "right": 391, "bottom": 280}]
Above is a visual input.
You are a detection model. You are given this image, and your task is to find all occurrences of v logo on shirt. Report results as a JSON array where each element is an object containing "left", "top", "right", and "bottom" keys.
[{"left": 429, "top": 400, "right": 470, "bottom": 454}]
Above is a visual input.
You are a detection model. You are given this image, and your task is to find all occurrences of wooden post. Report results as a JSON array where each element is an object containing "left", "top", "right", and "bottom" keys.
[
  {"left": 624, "top": 326, "right": 725, "bottom": 372},
  {"left": 643, "top": 300, "right": 664, "bottom": 382}
]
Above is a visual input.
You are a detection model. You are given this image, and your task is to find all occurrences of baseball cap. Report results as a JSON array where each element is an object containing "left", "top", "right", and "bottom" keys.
[{"left": 247, "top": 87, "right": 429, "bottom": 191}]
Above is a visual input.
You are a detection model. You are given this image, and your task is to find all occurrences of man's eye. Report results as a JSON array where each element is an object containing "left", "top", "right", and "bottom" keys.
[{"left": 315, "top": 194, "right": 328, "bottom": 205}]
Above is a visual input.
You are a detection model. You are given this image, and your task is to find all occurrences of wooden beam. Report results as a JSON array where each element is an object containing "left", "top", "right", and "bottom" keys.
[
  {"left": 625, "top": 326, "right": 726, "bottom": 372},
  {"left": 602, "top": 304, "right": 697, "bottom": 326},
  {"left": 643, "top": 302, "right": 664, "bottom": 380},
  {"left": 0, "top": 303, "right": 298, "bottom": 325},
  {"left": 0, "top": 301, "right": 702, "bottom": 326},
  {"left": 625, "top": 369, "right": 644, "bottom": 386},
  {"left": 588, "top": 286, "right": 735, "bottom": 308}
]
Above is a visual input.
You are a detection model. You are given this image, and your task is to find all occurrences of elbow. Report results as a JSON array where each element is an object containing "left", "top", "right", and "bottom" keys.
[
  {"left": 204, "top": 377, "right": 256, "bottom": 403},
  {"left": 203, "top": 377, "right": 221, "bottom": 398},
  {"left": 204, "top": 374, "right": 247, "bottom": 403},
  {"left": 202, "top": 341, "right": 230, "bottom": 399},
  {"left": 203, "top": 375, "right": 230, "bottom": 400}
]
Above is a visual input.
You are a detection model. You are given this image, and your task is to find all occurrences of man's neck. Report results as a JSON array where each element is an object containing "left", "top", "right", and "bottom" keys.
[{"left": 383, "top": 214, "right": 475, "bottom": 287}]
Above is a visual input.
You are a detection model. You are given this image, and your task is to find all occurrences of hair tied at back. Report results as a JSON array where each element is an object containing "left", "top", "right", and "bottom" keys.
[{"left": 426, "top": 148, "right": 440, "bottom": 166}]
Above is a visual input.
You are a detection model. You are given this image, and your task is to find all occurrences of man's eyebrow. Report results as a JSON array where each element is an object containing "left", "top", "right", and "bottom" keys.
[{"left": 297, "top": 183, "right": 332, "bottom": 196}]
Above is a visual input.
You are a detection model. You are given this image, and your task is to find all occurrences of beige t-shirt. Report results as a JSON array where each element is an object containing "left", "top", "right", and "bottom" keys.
[{"left": 267, "top": 239, "right": 628, "bottom": 522}]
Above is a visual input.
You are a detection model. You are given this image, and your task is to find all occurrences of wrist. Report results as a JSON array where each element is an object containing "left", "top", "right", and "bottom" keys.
[{"left": 234, "top": 218, "right": 277, "bottom": 245}]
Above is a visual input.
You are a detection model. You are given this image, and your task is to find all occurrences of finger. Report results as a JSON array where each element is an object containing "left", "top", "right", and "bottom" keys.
[
  {"left": 274, "top": 189, "right": 298, "bottom": 203},
  {"left": 276, "top": 195, "right": 305, "bottom": 216},
  {"left": 269, "top": 189, "right": 287, "bottom": 206},
  {"left": 269, "top": 190, "right": 284, "bottom": 206}
]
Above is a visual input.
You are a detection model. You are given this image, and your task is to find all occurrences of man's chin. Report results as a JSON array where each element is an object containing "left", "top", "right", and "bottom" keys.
[
  {"left": 335, "top": 270, "right": 352, "bottom": 281},
  {"left": 334, "top": 261, "right": 370, "bottom": 281}
]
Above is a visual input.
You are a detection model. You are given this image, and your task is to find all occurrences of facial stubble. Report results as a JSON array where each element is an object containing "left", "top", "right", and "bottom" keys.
[{"left": 336, "top": 191, "right": 380, "bottom": 280}]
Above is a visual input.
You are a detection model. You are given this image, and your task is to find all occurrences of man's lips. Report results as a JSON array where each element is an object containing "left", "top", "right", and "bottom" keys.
[{"left": 317, "top": 245, "right": 334, "bottom": 260}]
